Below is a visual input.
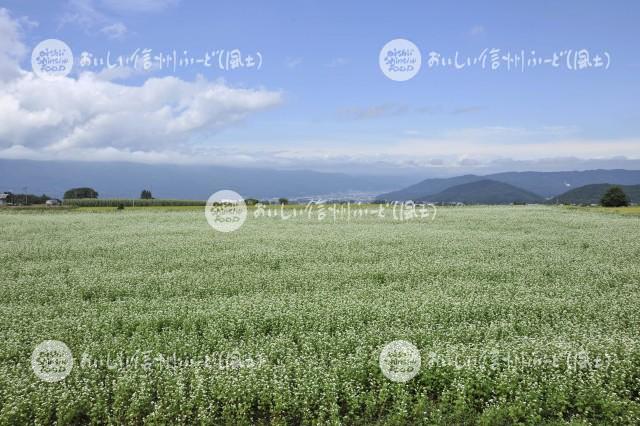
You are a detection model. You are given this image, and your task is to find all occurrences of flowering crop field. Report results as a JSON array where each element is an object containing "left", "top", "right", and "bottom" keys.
[{"left": 1, "top": 205, "right": 640, "bottom": 424}]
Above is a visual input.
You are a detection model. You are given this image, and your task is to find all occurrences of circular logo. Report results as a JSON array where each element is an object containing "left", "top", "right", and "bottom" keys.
[
  {"left": 379, "top": 340, "right": 421, "bottom": 382},
  {"left": 31, "top": 340, "right": 74, "bottom": 382},
  {"left": 379, "top": 39, "right": 421, "bottom": 82},
  {"left": 31, "top": 39, "right": 74, "bottom": 80},
  {"left": 205, "top": 190, "right": 247, "bottom": 232}
]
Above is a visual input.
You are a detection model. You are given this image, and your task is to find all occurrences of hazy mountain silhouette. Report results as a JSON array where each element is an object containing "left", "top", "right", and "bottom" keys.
[
  {"left": 378, "top": 169, "right": 640, "bottom": 201},
  {"left": 417, "top": 179, "right": 545, "bottom": 204},
  {"left": 551, "top": 183, "right": 640, "bottom": 204},
  {"left": 0, "top": 159, "right": 414, "bottom": 200}
]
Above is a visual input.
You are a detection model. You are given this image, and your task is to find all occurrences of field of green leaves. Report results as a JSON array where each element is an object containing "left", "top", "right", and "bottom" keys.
[
  {"left": 62, "top": 198, "right": 207, "bottom": 207},
  {"left": 1, "top": 205, "right": 640, "bottom": 424}
]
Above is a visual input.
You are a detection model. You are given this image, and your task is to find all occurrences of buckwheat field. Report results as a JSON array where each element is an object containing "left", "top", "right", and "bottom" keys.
[{"left": 1, "top": 205, "right": 639, "bottom": 424}]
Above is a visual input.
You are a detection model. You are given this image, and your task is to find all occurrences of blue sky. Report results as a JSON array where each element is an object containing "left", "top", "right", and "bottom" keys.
[{"left": 0, "top": 0, "right": 639, "bottom": 176}]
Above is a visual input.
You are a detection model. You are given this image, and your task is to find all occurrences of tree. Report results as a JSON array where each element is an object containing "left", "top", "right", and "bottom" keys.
[
  {"left": 140, "top": 189, "right": 153, "bottom": 199},
  {"left": 63, "top": 187, "right": 98, "bottom": 199},
  {"left": 278, "top": 198, "right": 289, "bottom": 205},
  {"left": 6, "top": 193, "right": 50, "bottom": 205},
  {"left": 600, "top": 186, "right": 630, "bottom": 207}
]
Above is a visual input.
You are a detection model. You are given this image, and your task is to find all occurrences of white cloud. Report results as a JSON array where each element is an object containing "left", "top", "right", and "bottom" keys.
[
  {"left": 60, "top": 0, "right": 104, "bottom": 30},
  {"left": 0, "top": 74, "right": 282, "bottom": 152},
  {"left": 100, "top": 22, "right": 128, "bottom": 39},
  {"left": 284, "top": 57, "right": 303, "bottom": 69},
  {"left": 240, "top": 136, "right": 640, "bottom": 166},
  {"left": 2, "top": 129, "right": 639, "bottom": 175},
  {"left": 326, "top": 57, "right": 349, "bottom": 68},
  {"left": 469, "top": 25, "right": 485, "bottom": 37},
  {"left": 16, "top": 16, "right": 39, "bottom": 30},
  {"left": 0, "top": 8, "right": 637, "bottom": 175},
  {"left": 100, "top": 0, "right": 179, "bottom": 13},
  {"left": 0, "top": 8, "right": 283, "bottom": 163},
  {"left": 0, "top": 9, "right": 27, "bottom": 81},
  {"left": 93, "top": 66, "right": 137, "bottom": 81},
  {"left": 338, "top": 104, "right": 409, "bottom": 120},
  {"left": 337, "top": 104, "right": 484, "bottom": 120},
  {"left": 59, "top": 0, "right": 128, "bottom": 39}
]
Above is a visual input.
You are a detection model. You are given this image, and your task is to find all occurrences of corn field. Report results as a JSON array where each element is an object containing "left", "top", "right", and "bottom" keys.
[{"left": 62, "top": 198, "right": 207, "bottom": 207}]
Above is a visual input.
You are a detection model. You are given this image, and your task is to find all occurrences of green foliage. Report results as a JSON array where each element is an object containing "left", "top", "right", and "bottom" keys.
[
  {"left": 140, "top": 190, "right": 153, "bottom": 200},
  {"left": 555, "top": 183, "right": 640, "bottom": 205},
  {"left": 601, "top": 186, "right": 630, "bottom": 207},
  {"left": 62, "top": 198, "right": 206, "bottom": 207},
  {"left": 1, "top": 206, "right": 640, "bottom": 424},
  {"left": 278, "top": 197, "right": 289, "bottom": 205},
  {"left": 2, "top": 193, "right": 51, "bottom": 205},
  {"left": 64, "top": 187, "right": 98, "bottom": 199},
  {"left": 420, "top": 180, "right": 544, "bottom": 204}
]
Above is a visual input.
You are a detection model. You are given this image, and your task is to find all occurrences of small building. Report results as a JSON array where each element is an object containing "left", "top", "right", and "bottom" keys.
[
  {"left": 0, "top": 192, "right": 11, "bottom": 206},
  {"left": 45, "top": 199, "right": 61, "bottom": 206}
]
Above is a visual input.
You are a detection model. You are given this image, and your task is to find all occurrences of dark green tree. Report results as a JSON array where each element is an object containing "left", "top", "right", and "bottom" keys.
[
  {"left": 6, "top": 193, "right": 51, "bottom": 205},
  {"left": 140, "top": 189, "right": 153, "bottom": 199},
  {"left": 63, "top": 187, "right": 98, "bottom": 199},
  {"left": 278, "top": 198, "right": 289, "bottom": 205},
  {"left": 600, "top": 186, "right": 630, "bottom": 207}
]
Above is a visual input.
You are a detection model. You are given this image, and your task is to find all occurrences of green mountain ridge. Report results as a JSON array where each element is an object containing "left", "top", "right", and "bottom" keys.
[
  {"left": 417, "top": 179, "right": 545, "bottom": 204},
  {"left": 552, "top": 184, "right": 640, "bottom": 204},
  {"left": 378, "top": 169, "right": 640, "bottom": 201}
]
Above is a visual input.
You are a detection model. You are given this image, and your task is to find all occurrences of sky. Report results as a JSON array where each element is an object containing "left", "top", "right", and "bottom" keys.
[{"left": 0, "top": 0, "right": 639, "bottom": 176}]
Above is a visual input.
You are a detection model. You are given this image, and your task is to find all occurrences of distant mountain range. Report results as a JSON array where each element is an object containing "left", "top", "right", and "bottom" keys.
[
  {"left": 3, "top": 159, "right": 640, "bottom": 204},
  {"left": 0, "top": 159, "right": 415, "bottom": 200},
  {"left": 378, "top": 169, "right": 640, "bottom": 201},
  {"left": 551, "top": 184, "right": 640, "bottom": 205},
  {"left": 406, "top": 179, "right": 640, "bottom": 206},
  {"left": 415, "top": 179, "right": 545, "bottom": 204}
]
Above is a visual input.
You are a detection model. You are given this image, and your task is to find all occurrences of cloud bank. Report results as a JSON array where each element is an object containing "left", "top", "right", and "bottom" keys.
[
  {"left": 0, "top": 7, "right": 638, "bottom": 176},
  {"left": 0, "top": 8, "right": 282, "bottom": 165}
]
